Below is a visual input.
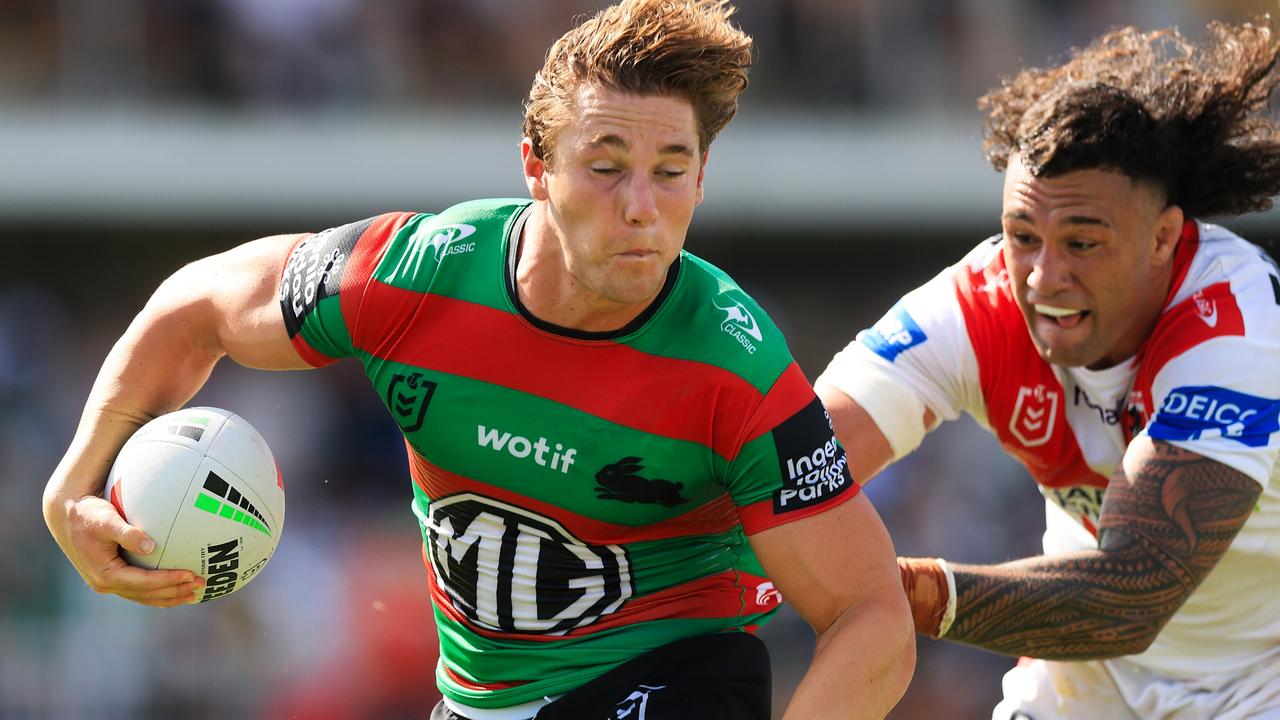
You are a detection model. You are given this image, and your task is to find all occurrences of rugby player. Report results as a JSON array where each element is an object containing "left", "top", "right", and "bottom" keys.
[
  {"left": 817, "top": 21, "right": 1280, "bottom": 719},
  {"left": 42, "top": 1, "right": 914, "bottom": 718}
]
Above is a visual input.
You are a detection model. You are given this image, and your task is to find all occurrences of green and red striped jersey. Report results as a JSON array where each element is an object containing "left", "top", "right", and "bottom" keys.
[{"left": 277, "top": 199, "right": 857, "bottom": 709}]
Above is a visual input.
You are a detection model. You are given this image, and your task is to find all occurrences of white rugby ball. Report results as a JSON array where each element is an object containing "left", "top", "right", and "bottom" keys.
[{"left": 104, "top": 407, "right": 285, "bottom": 602}]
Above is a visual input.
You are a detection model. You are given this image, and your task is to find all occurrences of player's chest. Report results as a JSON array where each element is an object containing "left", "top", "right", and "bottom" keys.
[
  {"left": 369, "top": 360, "right": 729, "bottom": 525},
  {"left": 982, "top": 364, "right": 1135, "bottom": 532}
]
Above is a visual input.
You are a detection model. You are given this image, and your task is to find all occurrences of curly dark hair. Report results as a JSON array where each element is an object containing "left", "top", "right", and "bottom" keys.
[{"left": 980, "top": 21, "right": 1280, "bottom": 218}]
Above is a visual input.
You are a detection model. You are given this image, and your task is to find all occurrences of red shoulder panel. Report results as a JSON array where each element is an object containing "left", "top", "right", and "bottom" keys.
[
  {"left": 1125, "top": 281, "right": 1246, "bottom": 442},
  {"left": 341, "top": 211, "right": 416, "bottom": 337}
]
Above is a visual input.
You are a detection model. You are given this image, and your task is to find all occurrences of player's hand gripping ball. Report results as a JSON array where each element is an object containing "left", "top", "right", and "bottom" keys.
[{"left": 104, "top": 407, "right": 285, "bottom": 602}]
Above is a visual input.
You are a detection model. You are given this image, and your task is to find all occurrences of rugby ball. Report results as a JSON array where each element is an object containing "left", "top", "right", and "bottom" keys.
[{"left": 104, "top": 407, "right": 285, "bottom": 602}]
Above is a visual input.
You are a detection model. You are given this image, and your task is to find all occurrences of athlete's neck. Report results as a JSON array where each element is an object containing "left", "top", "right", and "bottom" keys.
[{"left": 515, "top": 206, "right": 666, "bottom": 333}]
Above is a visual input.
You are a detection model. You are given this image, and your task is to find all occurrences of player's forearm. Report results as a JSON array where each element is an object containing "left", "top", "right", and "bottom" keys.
[
  {"left": 944, "top": 550, "right": 1184, "bottom": 659},
  {"left": 943, "top": 442, "right": 1261, "bottom": 660},
  {"left": 783, "top": 596, "right": 915, "bottom": 719}
]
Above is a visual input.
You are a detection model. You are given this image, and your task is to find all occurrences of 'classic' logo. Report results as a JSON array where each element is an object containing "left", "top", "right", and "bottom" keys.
[
  {"left": 714, "top": 296, "right": 762, "bottom": 354},
  {"left": 426, "top": 223, "right": 478, "bottom": 260}
]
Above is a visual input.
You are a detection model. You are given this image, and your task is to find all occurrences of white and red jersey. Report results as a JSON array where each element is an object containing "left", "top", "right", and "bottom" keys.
[{"left": 822, "top": 221, "right": 1280, "bottom": 679}]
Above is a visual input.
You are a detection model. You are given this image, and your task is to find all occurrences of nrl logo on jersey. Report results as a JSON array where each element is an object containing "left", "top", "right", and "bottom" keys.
[
  {"left": 1010, "top": 384, "right": 1059, "bottom": 447},
  {"left": 387, "top": 371, "right": 438, "bottom": 433},
  {"left": 713, "top": 296, "right": 762, "bottom": 354}
]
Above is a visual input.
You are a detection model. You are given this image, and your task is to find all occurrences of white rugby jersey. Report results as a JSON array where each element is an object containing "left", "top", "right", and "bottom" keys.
[{"left": 822, "top": 221, "right": 1280, "bottom": 678}]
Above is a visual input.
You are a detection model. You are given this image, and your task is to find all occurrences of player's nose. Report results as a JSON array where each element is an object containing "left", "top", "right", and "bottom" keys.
[{"left": 622, "top": 174, "right": 658, "bottom": 227}]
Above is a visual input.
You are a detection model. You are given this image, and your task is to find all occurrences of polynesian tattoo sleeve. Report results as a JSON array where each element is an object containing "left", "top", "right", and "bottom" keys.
[{"left": 944, "top": 437, "right": 1262, "bottom": 659}]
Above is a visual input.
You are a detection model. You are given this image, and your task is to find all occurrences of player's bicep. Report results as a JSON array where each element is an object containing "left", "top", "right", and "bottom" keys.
[
  {"left": 162, "top": 234, "right": 312, "bottom": 371},
  {"left": 749, "top": 492, "right": 904, "bottom": 633},
  {"left": 1098, "top": 436, "right": 1262, "bottom": 594}
]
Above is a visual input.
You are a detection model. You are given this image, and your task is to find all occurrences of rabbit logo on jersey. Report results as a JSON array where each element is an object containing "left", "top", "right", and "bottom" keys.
[
  {"left": 1147, "top": 385, "right": 1280, "bottom": 448},
  {"left": 859, "top": 302, "right": 927, "bottom": 362},
  {"left": 772, "top": 397, "right": 853, "bottom": 514}
]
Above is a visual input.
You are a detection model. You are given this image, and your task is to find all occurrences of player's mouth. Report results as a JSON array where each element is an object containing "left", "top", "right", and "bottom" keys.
[
  {"left": 1034, "top": 303, "right": 1089, "bottom": 329},
  {"left": 615, "top": 248, "right": 660, "bottom": 262}
]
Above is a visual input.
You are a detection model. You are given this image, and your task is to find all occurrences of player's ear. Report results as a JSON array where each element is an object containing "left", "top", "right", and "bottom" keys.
[
  {"left": 695, "top": 150, "right": 707, "bottom": 206},
  {"left": 1153, "top": 203, "right": 1184, "bottom": 264},
  {"left": 522, "top": 138, "right": 550, "bottom": 202}
]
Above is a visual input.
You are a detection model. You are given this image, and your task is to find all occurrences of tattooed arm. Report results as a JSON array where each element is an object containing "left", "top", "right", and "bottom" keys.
[{"left": 936, "top": 437, "right": 1261, "bottom": 660}]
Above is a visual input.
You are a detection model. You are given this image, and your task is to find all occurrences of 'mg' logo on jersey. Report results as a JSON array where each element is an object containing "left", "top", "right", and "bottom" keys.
[{"left": 426, "top": 493, "right": 633, "bottom": 634}]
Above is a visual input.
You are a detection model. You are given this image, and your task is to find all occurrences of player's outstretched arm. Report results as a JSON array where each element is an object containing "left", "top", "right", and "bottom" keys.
[
  {"left": 752, "top": 492, "right": 916, "bottom": 719},
  {"left": 42, "top": 234, "right": 310, "bottom": 607},
  {"left": 905, "top": 437, "right": 1261, "bottom": 659},
  {"left": 815, "top": 378, "right": 936, "bottom": 486}
]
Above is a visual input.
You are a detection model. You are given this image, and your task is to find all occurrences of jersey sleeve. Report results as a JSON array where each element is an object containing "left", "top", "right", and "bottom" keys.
[
  {"left": 1142, "top": 271, "right": 1280, "bottom": 487},
  {"left": 818, "top": 258, "right": 983, "bottom": 460},
  {"left": 278, "top": 212, "right": 417, "bottom": 367},
  {"left": 727, "top": 363, "right": 861, "bottom": 535}
]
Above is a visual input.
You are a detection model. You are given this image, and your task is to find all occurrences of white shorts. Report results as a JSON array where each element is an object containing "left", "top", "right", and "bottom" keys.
[{"left": 992, "top": 654, "right": 1280, "bottom": 720}]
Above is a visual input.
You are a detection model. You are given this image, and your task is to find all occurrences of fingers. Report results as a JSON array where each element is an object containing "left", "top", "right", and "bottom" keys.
[
  {"left": 114, "top": 522, "right": 157, "bottom": 558},
  {"left": 109, "top": 565, "right": 206, "bottom": 606},
  {"left": 66, "top": 496, "right": 204, "bottom": 606},
  {"left": 87, "top": 555, "right": 205, "bottom": 606}
]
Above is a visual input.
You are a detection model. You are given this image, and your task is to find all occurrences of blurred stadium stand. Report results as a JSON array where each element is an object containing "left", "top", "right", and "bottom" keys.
[{"left": 4, "top": 2, "right": 1278, "bottom": 719}]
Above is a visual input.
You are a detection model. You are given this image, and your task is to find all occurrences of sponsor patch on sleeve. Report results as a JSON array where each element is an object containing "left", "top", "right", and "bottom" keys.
[
  {"left": 1147, "top": 385, "right": 1280, "bottom": 448},
  {"left": 278, "top": 218, "right": 372, "bottom": 338},
  {"left": 771, "top": 397, "right": 854, "bottom": 514},
  {"left": 857, "top": 302, "right": 927, "bottom": 362}
]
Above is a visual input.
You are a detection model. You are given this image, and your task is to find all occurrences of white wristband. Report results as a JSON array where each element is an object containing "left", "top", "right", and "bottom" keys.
[{"left": 935, "top": 558, "right": 958, "bottom": 638}]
